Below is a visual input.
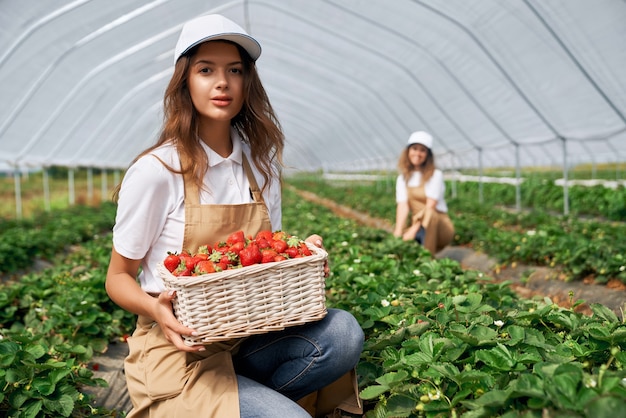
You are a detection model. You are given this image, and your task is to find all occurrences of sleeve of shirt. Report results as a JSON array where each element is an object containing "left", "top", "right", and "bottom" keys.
[
  {"left": 424, "top": 170, "right": 444, "bottom": 201},
  {"left": 395, "top": 175, "right": 408, "bottom": 203},
  {"left": 112, "top": 154, "right": 175, "bottom": 260}
]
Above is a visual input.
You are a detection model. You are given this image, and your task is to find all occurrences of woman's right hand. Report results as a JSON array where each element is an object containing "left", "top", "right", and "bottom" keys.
[{"left": 153, "top": 290, "right": 207, "bottom": 352}]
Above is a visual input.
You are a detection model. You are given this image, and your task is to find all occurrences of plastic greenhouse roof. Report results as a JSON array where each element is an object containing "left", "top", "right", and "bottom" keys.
[{"left": 1, "top": 0, "right": 625, "bottom": 174}]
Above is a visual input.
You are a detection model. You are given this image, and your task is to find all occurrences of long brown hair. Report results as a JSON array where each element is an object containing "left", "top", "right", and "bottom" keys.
[
  {"left": 398, "top": 145, "right": 435, "bottom": 185},
  {"left": 113, "top": 41, "right": 284, "bottom": 201}
]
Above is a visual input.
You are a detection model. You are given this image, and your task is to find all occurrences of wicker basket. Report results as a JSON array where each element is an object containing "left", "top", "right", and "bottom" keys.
[{"left": 157, "top": 242, "right": 328, "bottom": 345}]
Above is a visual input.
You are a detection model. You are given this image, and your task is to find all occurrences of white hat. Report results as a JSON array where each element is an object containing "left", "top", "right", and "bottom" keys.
[
  {"left": 174, "top": 14, "right": 262, "bottom": 64},
  {"left": 407, "top": 131, "right": 433, "bottom": 149}
]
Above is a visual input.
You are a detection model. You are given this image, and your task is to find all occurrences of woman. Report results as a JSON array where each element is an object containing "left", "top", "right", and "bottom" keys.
[
  {"left": 106, "top": 14, "right": 363, "bottom": 418},
  {"left": 393, "top": 131, "right": 455, "bottom": 254}
]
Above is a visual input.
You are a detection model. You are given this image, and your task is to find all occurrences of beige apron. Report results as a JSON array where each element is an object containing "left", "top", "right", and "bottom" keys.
[
  {"left": 407, "top": 184, "right": 454, "bottom": 254},
  {"left": 124, "top": 154, "right": 362, "bottom": 417},
  {"left": 124, "top": 154, "right": 271, "bottom": 418}
]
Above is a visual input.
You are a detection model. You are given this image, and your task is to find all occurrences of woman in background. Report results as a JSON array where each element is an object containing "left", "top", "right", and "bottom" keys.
[{"left": 393, "top": 131, "right": 454, "bottom": 254}]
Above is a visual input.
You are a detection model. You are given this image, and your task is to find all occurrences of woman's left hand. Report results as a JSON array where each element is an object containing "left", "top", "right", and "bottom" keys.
[
  {"left": 402, "top": 222, "right": 421, "bottom": 241},
  {"left": 306, "top": 234, "right": 330, "bottom": 277}
]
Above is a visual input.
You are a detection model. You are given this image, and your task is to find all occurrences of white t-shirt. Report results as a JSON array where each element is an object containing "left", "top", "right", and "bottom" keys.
[
  {"left": 395, "top": 169, "right": 448, "bottom": 213},
  {"left": 112, "top": 130, "right": 282, "bottom": 293}
]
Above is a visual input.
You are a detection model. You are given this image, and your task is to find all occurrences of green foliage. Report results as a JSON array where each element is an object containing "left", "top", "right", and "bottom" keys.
[
  {"left": 2, "top": 179, "right": 625, "bottom": 417},
  {"left": 0, "top": 234, "right": 135, "bottom": 417},
  {"left": 281, "top": 183, "right": 626, "bottom": 418},
  {"left": 0, "top": 202, "right": 117, "bottom": 274},
  {"left": 285, "top": 175, "right": 626, "bottom": 285}
]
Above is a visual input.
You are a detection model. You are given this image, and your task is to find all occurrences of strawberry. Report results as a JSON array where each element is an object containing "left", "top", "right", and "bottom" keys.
[
  {"left": 214, "top": 241, "right": 230, "bottom": 254},
  {"left": 173, "top": 261, "right": 193, "bottom": 277},
  {"left": 239, "top": 243, "right": 262, "bottom": 266},
  {"left": 163, "top": 252, "right": 181, "bottom": 273},
  {"left": 197, "top": 244, "right": 213, "bottom": 255},
  {"left": 274, "top": 254, "right": 287, "bottom": 262},
  {"left": 228, "top": 241, "right": 245, "bottom": 254},
  {"left": 255, "top": 237, "right": 271, "bottom": 249},
  {"left": 195, "top": 260, "right": 216, "bottom": 275},
  {"left": 261, "top": 248, "right": 279, "bottom": 264},
  {"left": 285, "top": 246, "right": 300, "bottom": 259},
  {"left": 226, "top": 230, "right": 246, "bottom": 245},
  {"left": 299, "top": 242, "right": 313, "bottom": 256},
  {"left": 255, "top": 230, "right": 274, "bottom": 242},
  {"left": 271, "top": 239, "right": 288, "bottom": 253},
  {"left": 273, "top": 231, "right": 287, "bottom": 241}
]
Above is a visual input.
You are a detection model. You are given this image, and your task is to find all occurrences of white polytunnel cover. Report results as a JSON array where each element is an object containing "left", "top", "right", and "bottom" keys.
[{"left": 1, "top": 0, "right": 625, "bottom": 174}]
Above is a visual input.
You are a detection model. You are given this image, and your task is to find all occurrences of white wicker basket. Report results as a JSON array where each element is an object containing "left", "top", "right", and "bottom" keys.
[{"left": 157, "top": 242, "right": 328, "bottom": 345}]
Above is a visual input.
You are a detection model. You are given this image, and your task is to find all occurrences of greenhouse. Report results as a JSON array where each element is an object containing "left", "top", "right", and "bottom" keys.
[{"left": 1, "top": 1, "right": 626, "bottom": 417}]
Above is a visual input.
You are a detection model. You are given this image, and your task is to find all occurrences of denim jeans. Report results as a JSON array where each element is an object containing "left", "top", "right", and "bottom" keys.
[{"left": 234, "top": 308, "right": 364, "bottom": 417}]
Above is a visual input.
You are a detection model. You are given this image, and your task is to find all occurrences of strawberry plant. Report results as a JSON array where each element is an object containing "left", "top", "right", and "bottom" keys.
[{"left": 281, "top": 185, "right": 626, "bottom": 417}]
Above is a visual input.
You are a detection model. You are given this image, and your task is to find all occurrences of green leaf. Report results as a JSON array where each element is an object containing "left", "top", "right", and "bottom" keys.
[
  {"left": 473, "top": 388, "right": 511, "bottom": 407},
  {"left": 475, "top": 343, "right": 516, "bottom": 371},
  {"left": 32, "top": 377, "right": 55, "bottom": 396},
  {"left": 375, "top": 370, "right": 409, "bottom": 387},
  {"left": 359, "top": 384, "right": 389, "bottom": 400},
  {"left": 505, "top": 325, "right": 525, "bottom": 346},
  {"left": 387, "top": 393, "right": 417, "bottom": 415},
  {"left": 590, "top": 303, "right": 619, "bottom": 323},
  {"left": 21, "top": 399, "right": 43, "bottom": 418},
  {"left": 584, "top": 395, "right": 626, "bottom": 418},
  {"left": 25, "top": 343, "right": 47, "bottom": 360},
  {"left": 508, "top": 373, "right": 544, "bottom": 398},
  {"left": 44, "top": 393, "right": 75, "bottom": 417}
]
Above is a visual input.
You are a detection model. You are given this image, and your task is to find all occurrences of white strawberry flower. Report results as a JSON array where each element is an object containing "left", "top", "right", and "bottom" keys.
[{"left": 381, "top": 299, "right": 390, "bottom": 307}]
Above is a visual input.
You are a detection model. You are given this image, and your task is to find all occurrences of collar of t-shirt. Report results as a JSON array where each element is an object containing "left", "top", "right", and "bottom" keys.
[{"left": 197, "top": 130, "right": 251, "bottom": 204}]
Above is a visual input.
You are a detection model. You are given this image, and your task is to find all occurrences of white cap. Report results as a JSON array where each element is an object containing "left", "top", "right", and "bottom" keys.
[
  {"left": 174, "top": 14, "right": 262, "bottom": 64},
  {"left": 407, "top": 131, "right": 433, "bottom": 149}
]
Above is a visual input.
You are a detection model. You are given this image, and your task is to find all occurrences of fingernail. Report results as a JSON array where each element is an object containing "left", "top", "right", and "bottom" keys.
[
  {"left": 198, "top": 346, "right": 206, "bottom": 351},
  {"left": 168, "top": 290, "right": 174, "bottom": 296},
  {"left": 191, "top": 331, "right": 199, "bottom": 336}
]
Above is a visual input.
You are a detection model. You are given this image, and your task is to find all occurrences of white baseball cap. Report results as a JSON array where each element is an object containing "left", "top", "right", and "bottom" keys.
[
  {"left": 407, "top": 131, "right": 433, "bottom": 149},
  {"left": 174, "top": 14, "right": 262, "bottom": 64}
]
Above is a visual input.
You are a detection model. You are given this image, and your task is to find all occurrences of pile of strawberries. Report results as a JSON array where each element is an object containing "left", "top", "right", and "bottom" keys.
[{"left": 162, "top": 229, "right": 313, "bottom": 276}]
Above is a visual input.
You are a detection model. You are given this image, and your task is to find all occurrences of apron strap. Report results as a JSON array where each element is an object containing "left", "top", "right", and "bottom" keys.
[
  {"left": 242, "top": 154, "right": 265, "bottom": 204},
  {"left": 181, "top": 149, "right": 265, "bottom": 206}
]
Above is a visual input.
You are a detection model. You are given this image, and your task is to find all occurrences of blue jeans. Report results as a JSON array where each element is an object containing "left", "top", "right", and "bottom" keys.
[{"left": 234, "top": 308, "right": 364, "bottom": 417}]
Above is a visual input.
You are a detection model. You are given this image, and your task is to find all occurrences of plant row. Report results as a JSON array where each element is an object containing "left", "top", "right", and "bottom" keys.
[
  {"left": 285, "top": 176, "right": 626, "bottom": 285},
  {"left": 279, "top": 186, "right": 626, "bottom": 417},
  {"left": 0, "top": 203, "right": 117, "bottom": 274},
  {"left": 0, "top": 235, "right": 135, "bottom": 417},
  {"left": 2, "top": 185, "right": 625, "bottom": 417}
]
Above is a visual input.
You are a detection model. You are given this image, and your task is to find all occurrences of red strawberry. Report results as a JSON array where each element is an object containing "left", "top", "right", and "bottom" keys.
[
  {"left": 214, "top": 241, "right": 230, "bottom": 254},
  {"left": 255, "top": 230, "right": 274, "bottom": 242},
  {"left": 261, "top": 249, "right": 279, "bottom": 264},
  {"left": 226, "top": 230, "right": 246, "bottom": 245},
  {"left": 255, "top": 237, "right": 270, "bottom": 249},
  {"left": 229, "top": 241, "right": 245, "bottom": 254},
  {"left": 273, "top": 231, "right": 287, "bottom": 241},
  {"left": 274, "top": 254, "right": 287, "bottom": 262},
  {"left": 239, "top": 243, "right": 262, "bottom": 266},
  {"left": 163, "top": 252, "right": 181, "bottom": 273},
  {"left": 195, "top": 260, "right": 216, "bottom": 275},
  {"left": 299, "top": 242, "right": 313, "bottom": 256},
  {"left": 271, "top": 239, "right": 288, "bottom": 253},
  {"left": 285, "top": 246, "right": 300, "bottom": 259},
  {"left": 197, "top": 244, "right": 213, "bottom": 255}
]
